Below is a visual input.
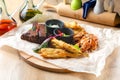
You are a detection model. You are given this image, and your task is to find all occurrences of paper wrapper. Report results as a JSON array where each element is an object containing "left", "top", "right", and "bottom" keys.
[{"left": 0, "top": 14, "right": 120, "bottom": 77}]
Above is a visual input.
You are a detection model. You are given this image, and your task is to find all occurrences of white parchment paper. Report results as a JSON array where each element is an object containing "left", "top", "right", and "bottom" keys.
[{"left": 0, "top": 14, "right": 120, "bottom": 76}]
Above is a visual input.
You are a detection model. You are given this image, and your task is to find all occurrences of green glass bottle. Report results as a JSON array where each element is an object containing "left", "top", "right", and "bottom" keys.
[
  {"left": 19, "top": 0, "right": 43, "bottom": 22},
  {"left": 71, "top": 0, "right": 82, "bottom": 10}
]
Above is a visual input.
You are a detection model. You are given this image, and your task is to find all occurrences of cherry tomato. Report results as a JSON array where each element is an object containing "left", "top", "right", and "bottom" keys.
[
  {"left": 0, "top": 19, "right": 13, "bottom": 24},
  {"left": 0, "top": 29, "right": 8, "bottom": 36},
  {"left": 8, "top": 22, "right": 16, "bottom": 30},
  {"left": 0, "top": 19, "right": 17, "bottom": 36},
  {"left": 0, "top": 24, "right": 10, "bottom": 30}
]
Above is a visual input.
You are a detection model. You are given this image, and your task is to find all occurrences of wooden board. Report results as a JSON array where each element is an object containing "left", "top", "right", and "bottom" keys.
[{"left": 19, "top": 51, "right": 71, "bottom": 73}]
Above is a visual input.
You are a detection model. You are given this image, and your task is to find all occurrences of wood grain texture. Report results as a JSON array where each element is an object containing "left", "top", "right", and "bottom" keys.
[
  {"left": 19, "top": 51, "right": 70, "bottom": 73},
  {"left": 0, "top": 0, "right": 120, "bottom": 80}
]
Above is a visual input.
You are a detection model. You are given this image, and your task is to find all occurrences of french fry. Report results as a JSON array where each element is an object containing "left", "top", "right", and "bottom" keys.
[
  {"left": 39, "top": 48, "right": 82, "bottom": 58},
  {"left": 51, "top": 38, "right": 81, "bottom": 54}
]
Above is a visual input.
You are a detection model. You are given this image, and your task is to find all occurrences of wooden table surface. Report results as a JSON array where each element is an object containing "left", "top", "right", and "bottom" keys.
[{"left": 0, "top": 0, "right": 120, "bottom": 80}]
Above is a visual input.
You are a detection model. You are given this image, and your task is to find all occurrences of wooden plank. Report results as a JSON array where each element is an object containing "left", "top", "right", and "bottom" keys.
[{"left": 19, "top": 51, "right": 71, "bottom": 73}]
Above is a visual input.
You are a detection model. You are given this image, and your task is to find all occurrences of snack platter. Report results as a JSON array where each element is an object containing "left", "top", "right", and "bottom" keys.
[
  {"left": 20, "top": 20, "right": 98, "bottom": 58},
  {"left": 0, "top": 19, "right": 119, "bottom": 76}
]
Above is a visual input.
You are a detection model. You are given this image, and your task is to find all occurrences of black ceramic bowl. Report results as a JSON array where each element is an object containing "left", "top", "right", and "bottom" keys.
[
  {"left": 45, "top": 19, "right": 64, "bottom": 36},
  {"left": 53, "top": 28, "right": 74, "bottom": 44}
]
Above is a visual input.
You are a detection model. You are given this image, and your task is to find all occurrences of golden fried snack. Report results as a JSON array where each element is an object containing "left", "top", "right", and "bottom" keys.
[
  {"left": 39, "top": 48, "right": 81, "bottom": 58},
  {"left": 64, "top": 21, "right": 99, "bottom": 52},
  {"left": 40, "top": 48, "right": 67, "bottom": 58},
  {"left": 64, "top": 21, "right": 84, "bottom": 30},
  {"left": 51, "top": 38, "right": 82, "bottom": 54},
  {"left": 64, "top": 21, "right": 86, "bottom": 35},
  {"left": 77, "top": 34, "right": 98, "bottom": 52},
  {"left": 73, "top": 30, "right": 87, "bottom": 42}
]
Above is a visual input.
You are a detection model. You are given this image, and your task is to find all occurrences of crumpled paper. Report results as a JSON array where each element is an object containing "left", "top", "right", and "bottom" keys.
[{"left": 0, "top": 14, "right": 120, "bottom": 77}]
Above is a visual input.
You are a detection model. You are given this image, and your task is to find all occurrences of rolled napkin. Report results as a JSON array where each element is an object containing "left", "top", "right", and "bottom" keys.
[
  {"left": 104, "top": 0, "right": 114, "bottom": 13},
  {"left": 113, "top": 0, "right": 120, "bottom": 16},
  {"left": 104, "top": 0, "right": 120, "bottom": 16}
]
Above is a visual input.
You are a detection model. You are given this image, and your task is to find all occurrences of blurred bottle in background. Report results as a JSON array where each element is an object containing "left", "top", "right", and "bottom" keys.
[
  {"left": 0, "top": 0, "right": 17, "bottom": 36},
  {"left": 19, "top": 0, "right": 44, "bottom": 22}
]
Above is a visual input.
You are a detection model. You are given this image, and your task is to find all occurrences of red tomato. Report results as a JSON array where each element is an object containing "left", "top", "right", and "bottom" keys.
[
  {"left": 0, "top": 19, "right": 17, "bottom": 36},
  {"left": 0, "top": 29, "right": 8, "bottom": 36},
  {"left": 0, "top": 24, "right": 9, "bottom": 30},
  {"left": 0, "top": 19, "right": 13, "bottom": 24}
]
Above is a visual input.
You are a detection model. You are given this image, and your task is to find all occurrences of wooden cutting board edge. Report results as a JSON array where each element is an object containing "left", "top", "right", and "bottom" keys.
[{"left": 19, "top": 51, "right": 71, "bottom": 73}]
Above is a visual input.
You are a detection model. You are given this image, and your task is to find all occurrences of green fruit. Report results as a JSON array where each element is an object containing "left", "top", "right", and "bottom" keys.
[{"left": 71, "top": 0, "right": 82, "bottom": 10}]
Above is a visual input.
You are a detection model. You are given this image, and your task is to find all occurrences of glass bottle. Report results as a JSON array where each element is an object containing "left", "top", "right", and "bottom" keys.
[
  {"left": 82, "top": 0, "right": 96, "bottom": 19},
  {"left": 0, "top": 0, "right": 17, "bottom": 36},
  {"left": 93, "top": 0, "right": 104, "bottom": 14},
  {"left": 19, "top": 0, "right": 43, "bottom": 22},
  {"left": 71, "top": 0, "right": 82, "bottom": 10}
]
